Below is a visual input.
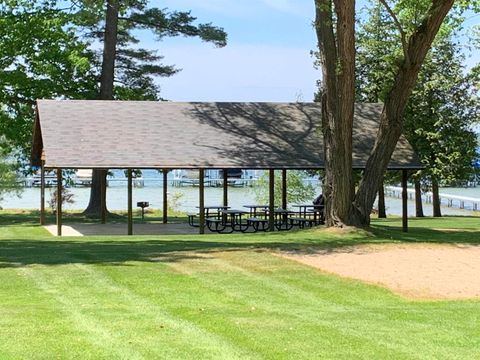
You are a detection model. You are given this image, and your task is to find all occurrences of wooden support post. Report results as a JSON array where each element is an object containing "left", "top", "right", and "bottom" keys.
[
  {"left": 199, "top": 169, "right": 205, "bottom": 234},
  {"left": 56, "top": 168, "right": 62, "bottom": 236},
  {"left": 402, "top": 170, "right": 408, "bottom": 233},
  {"left": 127, "top": 169, "right": 133, "bottom": 235},
  {"left": 269, "top": 169, "right": 275, "bottom": 231},
  {"left": 40, "top": 160, "right": 45, "bottom": 226},
  {"left": 223, "top": 168, "right": 228, "bottom": 207},
  {"left": 163, "top": 169, "right": 168, "bottom": 224},
  {"left": 100, "top": 170, "right": 106, "bottom": 224},
  {"left": 281, "top": 169, "right": 287, "bottom": 209}
]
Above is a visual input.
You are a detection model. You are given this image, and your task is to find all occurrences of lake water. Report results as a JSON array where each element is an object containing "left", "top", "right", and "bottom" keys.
[{"left": 2, "top": 170, "right": 479, "bottom": 216}]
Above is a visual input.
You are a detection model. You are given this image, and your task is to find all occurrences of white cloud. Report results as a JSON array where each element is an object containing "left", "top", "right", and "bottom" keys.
[{"left": 156, "top": 44, "right": 319, "bottom": 102}]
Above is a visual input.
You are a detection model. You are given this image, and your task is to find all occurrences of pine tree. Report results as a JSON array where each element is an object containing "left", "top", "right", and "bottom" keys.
[
  {"left": 355, "top": 2, "right": 480, "bottom": 218},
  {"left": 73, "top": 0, "right": 227, "bottom": 216}
]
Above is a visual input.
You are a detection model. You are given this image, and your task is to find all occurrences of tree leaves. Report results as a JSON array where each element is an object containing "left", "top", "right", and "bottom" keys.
[
  {"left": 0, "top": 1, "right": 96, "bottom": 158},
  {"left": 357, "top": 3, "right": 480, "bottom": 187}
]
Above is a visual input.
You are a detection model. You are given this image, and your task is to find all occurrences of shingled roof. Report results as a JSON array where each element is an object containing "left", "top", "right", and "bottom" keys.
[{"left": 31, "top": 100, "right": 422, "bottom": 170}]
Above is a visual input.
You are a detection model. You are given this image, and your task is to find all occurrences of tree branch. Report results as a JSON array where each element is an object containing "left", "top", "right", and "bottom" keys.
[
  {"left": 378, "top": 0, "right": 409, "bottom": 63},
  {"left": 314, "top": 0, "right": 338, "bottom": 101}
]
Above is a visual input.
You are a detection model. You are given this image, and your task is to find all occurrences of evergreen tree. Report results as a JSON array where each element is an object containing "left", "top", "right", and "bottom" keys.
[
  {"left": 355, "top": 2, "right": 480, "bottom": 217},
  {"left": 314, "top": 0, "right": 479, "bottom": 227},
  {"left": 72, "top": 0, "right": 227, "bottom": 216},
  {"left": 404, "top": 38, "right": 479, "bottom": 216},
  {"left": 0, "top": 1, "right": 228, "bottom": 216}
]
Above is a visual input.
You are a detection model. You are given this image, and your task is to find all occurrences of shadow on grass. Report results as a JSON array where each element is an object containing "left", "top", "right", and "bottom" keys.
[
  {"left": 1, "top": 221, "right": 480, "bottom": 268},
  {"left": 0, "top": 210, "right": 188, "bottom": 226}
]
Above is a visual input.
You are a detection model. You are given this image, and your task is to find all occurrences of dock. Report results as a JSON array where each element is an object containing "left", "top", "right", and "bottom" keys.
[{"left": 386, "top": 186, "right": 480, "bottom": 211}]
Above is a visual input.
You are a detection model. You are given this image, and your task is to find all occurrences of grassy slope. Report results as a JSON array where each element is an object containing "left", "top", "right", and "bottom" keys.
[{"left": 0, "top": 212, "right": 479, "bottom": 359}]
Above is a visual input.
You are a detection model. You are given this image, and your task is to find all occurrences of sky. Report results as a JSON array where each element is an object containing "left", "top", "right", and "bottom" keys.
[
  {"left": 140, "top": 0, "right": 479, "bottom": 102},
  {"left": 144, "top": 0, "right": 318, "bottom": 102}
]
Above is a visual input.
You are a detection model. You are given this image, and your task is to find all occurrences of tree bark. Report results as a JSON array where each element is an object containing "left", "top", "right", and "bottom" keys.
[
  {"left": 315, "top": 0, "right": 356, "bottom": 227},
  {"left": 84, "top": 0, "right": 119, "bottom": 216},
  {"left": 414, "top": 180, "right": 424, "bottom": 217},
  {"left": 351, "top": 0, "right": 454, "bottom": 226},
  {"left": 377, "top": 179, "right": 386, "bottom": 218},
  {"left": 432, "top": 178, "right": 442, "bottom": 217}
]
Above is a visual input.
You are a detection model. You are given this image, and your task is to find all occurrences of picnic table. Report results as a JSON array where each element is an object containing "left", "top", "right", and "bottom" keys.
[
  {"left": 243, "top": 204, "right": 269, "bottom": 217},
  {"left": 263, "top": 208, "right": 294, "bottom": 231},
  {"left": 291, "top": 204, "right": 325, "bottom": 226},
  {"left": 206, "top": 209, "right": 250, "bottom": 233},
  {"left": 197, "top": 205, "right": 324, "bottom": 233},
  {"left": 196, "top": 205, "right": 230, "bottom": 218},
  {"left": 188, "top": 205, "right": 230, "bottom": 227}
]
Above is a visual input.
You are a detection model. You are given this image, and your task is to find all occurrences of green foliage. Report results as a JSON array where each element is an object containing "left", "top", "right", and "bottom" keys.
[
  {"left": 0, "top": 0, "right": 228, "bottom": 163},
  {"left": 167, "top": 191, "right": 184, "bottom": 213},
  {"left": 73, "top": 0, "right": 227, "bottom": 101},
  {"left": 356, "top": 2, "right": 480, "bottom": 187},
  {"left": 356, "top": 2, "right": 398, "bottom": 102},
  {"left": 0, "top": 1, "right": 97, "bottom": 157},
  {"left": 404, "top": 38, "right": 480, "bottom": 185},
  {"left": 48, "top": 187, "right": 75, "bottom": 212},
  {"left": 0, "top": 150, "right": 22, "bottom": 206},
  {"left": 251, "top": 170, "right": 317, "bottom": 206}
]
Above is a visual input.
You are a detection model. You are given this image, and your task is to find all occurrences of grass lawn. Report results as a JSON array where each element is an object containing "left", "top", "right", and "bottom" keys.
[{"left": 0, "top": 211, "right": 479, "bottom": 359}]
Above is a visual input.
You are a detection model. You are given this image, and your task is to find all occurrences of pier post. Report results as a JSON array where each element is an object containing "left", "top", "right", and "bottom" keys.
[
  {"left": 127, "top": 169, "right": 133, "bottom": 235},
  {"left": 100, "top": 169, "right": 106, "bottom": 224},
  {"left": 402, "top": 170, "right": 408, "bottom": 233},
  {"left": 223, "top": 168, "right": 228, "bottom": 207},
  {"left": 269, "top": 169, "right": 275, "bottom": 231},
  {"left": 282, "top": 169, "right": 287, "bottom": 210},
  {"left": 199, "top": 169, "right": 205, "bottom": 234},
  {"left": 40, "top": 160, "right": 45, "bottom": 226},
  {"left": 56, "top": 168, "right": 62, "bottom": 236},
  {"left": 163, "top": 169, "right": 168, "bottom": 224}
]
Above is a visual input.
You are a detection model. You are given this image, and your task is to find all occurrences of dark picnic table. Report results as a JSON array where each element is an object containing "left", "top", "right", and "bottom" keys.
[
  {"left": 291, "top": 204, "right": 324, "bottom": 225},
  {"left": 243, "top": 204, "right": 269, "bottom": 217},
  {"left": 206, "top": 209, "right": 249, "bottom": 233},
  {"left": 263, "top": 208, "right": 295, "bottom": 231},
  {"left": 196, "top": 205, "right": 230, "bottom": 218}
]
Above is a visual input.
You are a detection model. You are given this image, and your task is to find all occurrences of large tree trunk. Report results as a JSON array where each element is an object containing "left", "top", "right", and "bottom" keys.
[
  {"left": 414, "top": 180, "right": 424, "bottom": 217},
  {"left": 315, "top": 0, "right": 356, "bottom": 227},
  {"left": 432, "top": 178, "right": 442, "bottom": 217},
  {"left": 377, "top": 179, "right": 386, "bottom": 218},
  {"left": 84, "top": 0, "right": 119, "bottom": 216},
  {"left": 351, "top": 0, "right": 454, "bottom": 226}
]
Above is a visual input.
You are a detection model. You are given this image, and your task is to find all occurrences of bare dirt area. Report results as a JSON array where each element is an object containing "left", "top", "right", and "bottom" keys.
[{"left": 281, "top": 243, "right": 480, "bottom": 300}]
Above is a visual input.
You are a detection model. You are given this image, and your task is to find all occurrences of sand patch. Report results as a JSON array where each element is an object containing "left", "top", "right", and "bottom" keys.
[
  {"left": 281, "top": 243, "right": 480, "bottom": 300},
  {"left": 44, "top": 225, "right": 84, "bottom": 237}
]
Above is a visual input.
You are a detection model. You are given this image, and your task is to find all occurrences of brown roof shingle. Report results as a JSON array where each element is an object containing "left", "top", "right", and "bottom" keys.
[{"left": 32, "top": 100, "right": 422, "bottom": 169}]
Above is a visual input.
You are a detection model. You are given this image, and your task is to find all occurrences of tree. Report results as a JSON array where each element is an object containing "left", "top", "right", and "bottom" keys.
[
  {"left": 0, "top": 146, "right": 21, "bottom": 207},
  {"left": 355, "top": 2, "right": 479, "bottom": 218},
  {"left": 0, "top": 1, "right": 96, "bottom": 159},
  {"left": 314, "top": 0, "right": 476, "bottom": 227},
  {"left": 403, "top": 38, "right": 479, "bottom": 217},
  {"left": 0, "top": 1, "right": 227, "bottom": 216},
  {"left": 314, "top": 0, "right": 356, "bottom": 227},
  {"left": 252, "top": 171, "right": 316, "bottom": 206},
  {"left": 76, "top": 0, "right": 227, "bottom": 216}
]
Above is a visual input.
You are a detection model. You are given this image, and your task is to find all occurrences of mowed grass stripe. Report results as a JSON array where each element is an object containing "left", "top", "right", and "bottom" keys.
[
  {"left": 18, "top": 260, "right": 257, "bottom": 359},
  {"left": 1, "top": 215, "right": 480, "bottom": 359},
  {"left": 17, "top": 265, "right": 148, "bottom": 360},
  {"left": 98, "top": 250, "right": 414, "bottom": 358},
  {"left": 146, "top": 249, "right": 479, "bottom": 359},
  {"left": 0, "top": 269, "right": 111, "bottom": 359},
  {"left": 164, "top": 251, "right": 422, "bottom": 359}
]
